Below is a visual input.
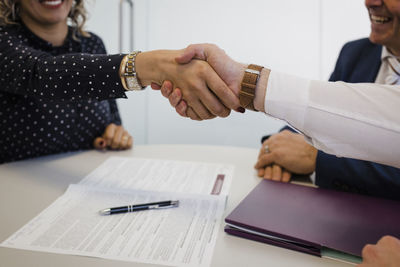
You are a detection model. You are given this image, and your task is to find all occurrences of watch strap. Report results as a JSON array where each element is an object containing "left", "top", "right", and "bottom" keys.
[
  {"left": 240, "top": 64, "right": 263, "bottom": 111},
  {"left": 119, "top": 51, "right": 145, "bottom": 91}
]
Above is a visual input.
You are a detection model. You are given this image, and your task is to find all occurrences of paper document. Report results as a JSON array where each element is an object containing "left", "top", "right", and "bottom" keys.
[
  {"left": 2, "top": 185, "right": 225, "bottom": 266},
  {"left": 80, "top": 157, "right": 234, "bottom": 196},
  {"left": 1, "top": 157, "right": 234, "bottom": 267}
]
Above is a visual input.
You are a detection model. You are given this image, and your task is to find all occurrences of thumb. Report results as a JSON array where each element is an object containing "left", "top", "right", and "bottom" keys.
[
  {"left": 175, "top": 44, "right": 207, "bottom": 64},
  {"left": 93, "top": 137, "right": 107, "bottom": 149}
]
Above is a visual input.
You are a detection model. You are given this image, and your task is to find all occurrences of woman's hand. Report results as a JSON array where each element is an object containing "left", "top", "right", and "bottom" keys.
[{"left": 93, "top": 123, "right": 133, "bottom": 150}]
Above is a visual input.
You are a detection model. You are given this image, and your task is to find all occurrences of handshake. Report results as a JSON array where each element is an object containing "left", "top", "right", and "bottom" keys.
[{"left": 135, "top": 44, "right": 268, "bottom": 120}]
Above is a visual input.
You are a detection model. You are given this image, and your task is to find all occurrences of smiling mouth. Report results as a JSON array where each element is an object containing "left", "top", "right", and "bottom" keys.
[
  {"left": 370, "top": 14, "right": 392, "bottom": 24},
  {"left": 39, "top": 0, "right": 64, "bottom": 6}
]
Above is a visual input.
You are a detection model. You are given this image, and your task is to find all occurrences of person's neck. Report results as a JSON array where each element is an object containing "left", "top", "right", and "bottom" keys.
[
  {"left": 387, "top": 46, "right": 400, "bottom": 57},
  {"left": 21, "top": 17, "right": 68, "bottom": 47}
]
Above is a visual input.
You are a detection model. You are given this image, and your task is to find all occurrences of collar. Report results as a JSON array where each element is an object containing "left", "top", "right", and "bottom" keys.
[
  {"left": 381, "top": 46, "right": 400, "bottom": 61},
  {"left": 19, "top": 21, "right": 79, "bottom": 52}
]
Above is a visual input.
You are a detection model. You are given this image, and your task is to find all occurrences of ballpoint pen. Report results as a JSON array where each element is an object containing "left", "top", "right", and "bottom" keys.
[{"left": 99, "top": 200, "right": 179, "bottom": 215}]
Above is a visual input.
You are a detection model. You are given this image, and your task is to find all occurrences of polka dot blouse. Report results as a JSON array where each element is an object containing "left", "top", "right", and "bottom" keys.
[{"left": 0, "top": 23, "right": 127, "bottom": 164}]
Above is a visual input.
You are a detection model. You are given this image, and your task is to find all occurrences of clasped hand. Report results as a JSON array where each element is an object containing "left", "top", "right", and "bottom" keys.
[{"left": 140, "top": 44, "right": 246, "bottom": 120}]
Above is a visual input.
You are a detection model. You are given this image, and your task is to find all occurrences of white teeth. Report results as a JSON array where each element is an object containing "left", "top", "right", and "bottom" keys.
[
  {"left": 42, "top": 0, "right": 62, "bottom": 6},
  {"left": 371, "top": 14, "right": 391, "bottom": 24}
]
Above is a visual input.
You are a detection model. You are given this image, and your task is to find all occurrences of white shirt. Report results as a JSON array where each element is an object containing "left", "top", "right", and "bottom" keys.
[
  {"left": 264, "top": 71, "right": 400, "bottom": 168},
  {"left": 375, "top": 46, "right": 400, "bottom": 85}
]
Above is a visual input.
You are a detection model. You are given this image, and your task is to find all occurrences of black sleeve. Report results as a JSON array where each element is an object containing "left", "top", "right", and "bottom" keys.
[
  {"left": 93, "top": 33, "right": 123, "bottom": 125},
  {"left": 0, "top": 26, "right": 127, "bottom": 102}
]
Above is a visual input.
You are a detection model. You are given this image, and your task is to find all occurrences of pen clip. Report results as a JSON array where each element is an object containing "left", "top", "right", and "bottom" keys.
[{"left": 155, "top": 200, "right": 180, "bottom": 209}]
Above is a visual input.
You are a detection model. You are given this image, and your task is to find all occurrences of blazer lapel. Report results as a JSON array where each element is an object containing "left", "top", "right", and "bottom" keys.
[{"left": 350, "top": 44, "right": 382, "bottom": 83}]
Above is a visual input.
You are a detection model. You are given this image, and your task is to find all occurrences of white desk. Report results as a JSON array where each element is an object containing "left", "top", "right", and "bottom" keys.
[{"left": 0, "top": 144, "right": 351, "bottom": 267}]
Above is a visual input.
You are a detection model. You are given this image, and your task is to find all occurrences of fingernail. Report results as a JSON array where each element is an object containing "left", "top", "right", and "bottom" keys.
[{"left": 237, "top": 107, "right": 245, "bottom": 113}]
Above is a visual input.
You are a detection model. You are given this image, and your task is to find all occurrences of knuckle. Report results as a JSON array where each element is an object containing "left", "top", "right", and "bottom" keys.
[
  {"left": 362, "top": 244, "right": 375, "bottom": 258},
  {"left": 187, "top": 44, "right": 196, "bottom": 50},
  {"left": 104, "top": 132, "right": 113, "bottom": 139},
  {"left": 196, "top": 62, "right": 208, "bottom": 76},
  {"left": 380, "top": 235, "right": 397, "bottom": 245}
]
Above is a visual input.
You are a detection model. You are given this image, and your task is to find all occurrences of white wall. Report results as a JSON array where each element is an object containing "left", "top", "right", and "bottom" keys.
[{"left": 86, "top": 0, "right": 369, "bottom": 148}]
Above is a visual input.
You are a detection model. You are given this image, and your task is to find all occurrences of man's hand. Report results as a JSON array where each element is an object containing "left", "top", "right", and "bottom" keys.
[
  {"left": 175, "top": 44, "right": 245, "bottom": 95},
  {"left": 151, "top": 44, "right": 246, "bottom": 118},
  {"left": 357, "top": 236, "right": 400, "bottom": 267},
  {"left": 93, "top": 123, "right": 133, "bottom": 150},
  {"left": 254, "top": 130, "right": 318, "bottom": 181}
]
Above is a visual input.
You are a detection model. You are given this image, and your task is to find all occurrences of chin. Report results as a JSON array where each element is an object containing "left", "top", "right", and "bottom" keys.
[
  {"left": 369, "top": 30, "right": 391, "bottom": 46},
  {"left": 369, "top": 34, "right": 382, "bottom": 45}
]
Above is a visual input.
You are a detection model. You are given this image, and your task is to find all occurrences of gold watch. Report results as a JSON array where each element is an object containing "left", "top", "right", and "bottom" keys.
[{"left": 119, "top": 51, "right": 145, "bottom": 91}]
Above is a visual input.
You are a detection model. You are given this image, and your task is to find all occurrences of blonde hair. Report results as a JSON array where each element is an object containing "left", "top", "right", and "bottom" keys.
[{"left": 0, "top": 0, "right": 90, "bottom": 39}]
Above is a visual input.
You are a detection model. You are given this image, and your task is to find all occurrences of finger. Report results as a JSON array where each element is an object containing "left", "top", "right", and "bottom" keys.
[
  {"left": 182, "top": 65, "right": 231, "bottom": 118},
  {"left": 93, "top": 137, "right": 106, "bottom": 150},
  {"left": 127, "top": 136, "right": 133, "bottom": 148},
  {"left": 282, "top": 170, "right": 292, "bottom": 183},
  {"left": 205, "top": 70, "right": 239, "bottom": 111},
  {"left": 188, "top": 97, "right": 216, "bottom": 120},
  {"left": 361, "top": 244, "right": 376, "bottom": 263},
  {"left": 169, "top": 88, "right": 183, "bottom": 107},
  {"left": 264, "top": 166, "right": 272, "bottom": 179},
  {"left": 271, "top": 165, "right": 282, "bottom": 181},
  {"left": 150, "top": 82, "right": 161, "bottom": 90},
  {"left": 103, "top": 123, "right": 117, "bottom": 146},
  {"left": 186, "top": 106, "right": 202, "bottom": 121},
  {"left": 257, "top": 144, "right": 267, "bottom": 159},
  {"left": 257, "top": 168, "right": 265, "bottom": 177},
  {"left": 175, "top": 44, "right": 207, "bottom": 64},
  {"left": 110, "top": 126, "right": 124, "bottom": 150},
  {"left": 119, "top": 132, "right": 131, "bottom": 150},
  {"left": 161, "top": 80, "right": 173, "bottom": 98},
  {"left": 254, "top": 153, "right": 275, "bottom": 169},
  {"left": 176, "top": 100, "right": 188, "bottom": 117}
]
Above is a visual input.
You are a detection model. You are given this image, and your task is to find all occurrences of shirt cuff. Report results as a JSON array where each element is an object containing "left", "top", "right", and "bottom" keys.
[{"left": 264, "top": 71, "right": 310, "bottom": 135}]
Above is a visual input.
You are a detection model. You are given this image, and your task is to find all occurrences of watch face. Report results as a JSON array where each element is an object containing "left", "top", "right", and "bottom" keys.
[{"left": 126, "top": 76, "right": 143, "bottom": 91}]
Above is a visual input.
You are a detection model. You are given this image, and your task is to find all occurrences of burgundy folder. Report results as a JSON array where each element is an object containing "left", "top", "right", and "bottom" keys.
[{"left": 225, "top": 180, "right": 400, "bottom": 262}]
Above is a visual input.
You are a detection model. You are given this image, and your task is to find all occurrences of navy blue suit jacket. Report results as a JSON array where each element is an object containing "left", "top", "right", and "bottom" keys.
[{"left": 264, "top": 38, "right": 400, "bottom": 200}]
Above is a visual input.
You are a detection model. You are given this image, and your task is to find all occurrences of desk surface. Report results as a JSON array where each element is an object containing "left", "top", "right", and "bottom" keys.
[{"left": 0, "top": 144, "right": 351, "bottom": 267}]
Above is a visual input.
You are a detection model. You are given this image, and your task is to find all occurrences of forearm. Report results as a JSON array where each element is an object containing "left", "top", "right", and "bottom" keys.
[
  {"left": 258, "top": 71, "right": 400, "bottom": 168},
  {"left": 0, "top": 44, "right": 126, "bottom": 101},
  {"left": 254, "top": 68, "right": 271, "bottom": 112}
]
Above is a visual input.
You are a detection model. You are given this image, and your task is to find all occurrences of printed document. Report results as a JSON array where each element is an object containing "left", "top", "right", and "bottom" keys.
[
  {"left": 1, "top": 157, "right": 234, "bottom": 267},
  {"left": 80, "top": 157, "right": 233, "bottom": 196}
]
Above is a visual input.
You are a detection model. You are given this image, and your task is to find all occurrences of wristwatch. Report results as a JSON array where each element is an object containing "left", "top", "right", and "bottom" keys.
[
  {"left": 119, "top": 51, "right": 145, "bottom": 91},
  {"left": 239, "top": 64, "right": 264, "bottom": 111}
]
